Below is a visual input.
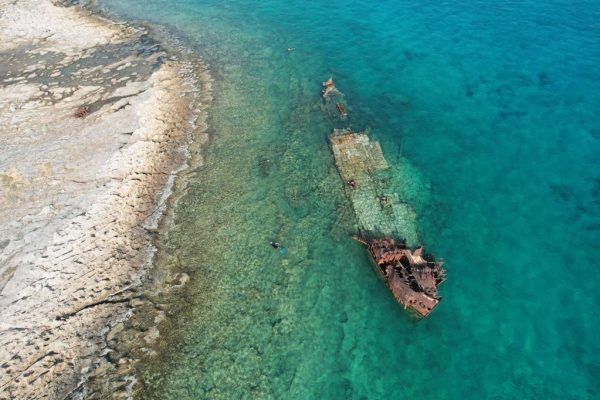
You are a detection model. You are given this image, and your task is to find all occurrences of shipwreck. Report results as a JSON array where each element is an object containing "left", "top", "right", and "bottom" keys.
[
  {"left": 355, "top": 236, "right": 446, "bottom": 317},
  {"left": 322, "top": 77, "right": 348, "bottom": 119},
  {"left": 324, "top": 79, "right": 447, "bottom": 317}
]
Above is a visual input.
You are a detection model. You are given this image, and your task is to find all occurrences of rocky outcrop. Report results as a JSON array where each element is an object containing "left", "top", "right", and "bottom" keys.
[{"left": 0, "top": 1, "right": 211, "bottom": 398}]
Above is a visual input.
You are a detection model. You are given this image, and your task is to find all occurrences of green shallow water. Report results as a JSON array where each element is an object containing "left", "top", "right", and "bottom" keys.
[{"left": 95, "top": 1, "right": 600, "bottom": 398}]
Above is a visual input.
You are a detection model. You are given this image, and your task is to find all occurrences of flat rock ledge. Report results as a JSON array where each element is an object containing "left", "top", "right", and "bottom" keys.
[{"left": 0, "top": 1, "right": 211, "bottom": 398}]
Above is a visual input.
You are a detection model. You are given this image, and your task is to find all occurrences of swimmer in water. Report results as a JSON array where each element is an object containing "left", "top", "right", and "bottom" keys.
[{"left": 269, "top": 241, "right": 281, "bottom": 249}]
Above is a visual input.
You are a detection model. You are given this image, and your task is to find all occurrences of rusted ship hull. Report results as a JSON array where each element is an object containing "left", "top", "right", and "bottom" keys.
[{"left": 364, "top": 237, "right": 445, "bottom": 317}]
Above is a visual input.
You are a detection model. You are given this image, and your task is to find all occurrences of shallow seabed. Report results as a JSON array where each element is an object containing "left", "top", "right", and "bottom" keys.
[{"left": 97, "top": 1, "right": 599, "bottom": 398}]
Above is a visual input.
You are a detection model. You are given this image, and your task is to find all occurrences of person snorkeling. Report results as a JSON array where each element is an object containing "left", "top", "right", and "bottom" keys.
[{"left": 269, "top": 240, "right": 287, "bottom": 256}]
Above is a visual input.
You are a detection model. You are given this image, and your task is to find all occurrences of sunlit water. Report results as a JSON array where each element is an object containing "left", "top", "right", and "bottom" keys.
[{"left": 96, "top": 1, "right": 600, "bottom": 398}]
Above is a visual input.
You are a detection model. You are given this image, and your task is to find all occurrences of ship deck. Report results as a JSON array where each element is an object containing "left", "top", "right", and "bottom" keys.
[{"left": 329, "top": 129, "right": 419, "bottom": 247}]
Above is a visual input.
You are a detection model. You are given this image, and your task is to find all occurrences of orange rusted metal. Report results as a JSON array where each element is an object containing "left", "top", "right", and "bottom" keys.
[
  {"left": 74, "top": 106, "right": 90, "bottom": 118},
  {"left": 364, "top": 237, "right": 446, "bottom": 317},
  {"left": 336, "top": 102, "right": 347, "bottom": 118}
]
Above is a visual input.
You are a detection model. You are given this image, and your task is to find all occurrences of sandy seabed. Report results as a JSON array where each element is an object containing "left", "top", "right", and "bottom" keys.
[{"left": 0, "top": 1, "right": 211, "bottom": 398}]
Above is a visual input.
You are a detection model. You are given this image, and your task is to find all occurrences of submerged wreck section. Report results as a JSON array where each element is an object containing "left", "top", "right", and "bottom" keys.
[
  {"left": 329, "top": 128, "right": 419, "bottom": 246},
  {"left": 322, "top": 77, "right": 348, "bottom": 119},
  {"left": 324, "top": 80, "right": 447, "bottom": 317}
]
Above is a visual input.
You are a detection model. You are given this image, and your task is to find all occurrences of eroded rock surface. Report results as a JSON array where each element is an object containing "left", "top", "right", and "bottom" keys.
[{"left": 0, "top": 1, "right": 210, "bottom": 398}]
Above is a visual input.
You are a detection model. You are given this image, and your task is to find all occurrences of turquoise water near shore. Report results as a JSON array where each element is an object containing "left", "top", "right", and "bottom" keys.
[{"left": 97, "top": 1, "right": 599, "bottom": 398}]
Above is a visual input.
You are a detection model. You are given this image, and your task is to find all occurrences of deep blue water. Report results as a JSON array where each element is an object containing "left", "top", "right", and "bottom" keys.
[{"left": 97, "top": 1, "right": 600, "bottom": 398}]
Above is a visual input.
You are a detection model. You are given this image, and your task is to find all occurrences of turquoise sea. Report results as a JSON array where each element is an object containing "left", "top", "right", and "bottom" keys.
[{"left": 96, "top": 1, "right": 599, "bottom": 398}]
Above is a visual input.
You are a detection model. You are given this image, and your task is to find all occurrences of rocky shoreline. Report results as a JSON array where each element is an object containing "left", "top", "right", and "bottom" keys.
[{"left": 0, "top": 1, "right": 211, "bottom": 398}]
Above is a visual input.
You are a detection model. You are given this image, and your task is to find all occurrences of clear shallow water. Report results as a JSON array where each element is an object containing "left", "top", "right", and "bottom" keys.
[{"left": 96, "top": 1, "right": 600, "bottom": 398}]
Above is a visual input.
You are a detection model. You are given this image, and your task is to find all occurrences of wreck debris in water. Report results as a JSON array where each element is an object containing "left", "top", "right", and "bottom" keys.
[
  {"left": 322, "top": 77, "right": 348, "bottom": 119},
  {"left": 322, "top": 77, "right": 340, "bottom": 98},
  {"left": 356, "top": 236, "right": 446, "bottom": 317},
  {"left": 329, "top": 128, "right": 419, "bottom": 246},
  {"left": 324, "top": 79, "right": 447, "bottom": 317}
]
